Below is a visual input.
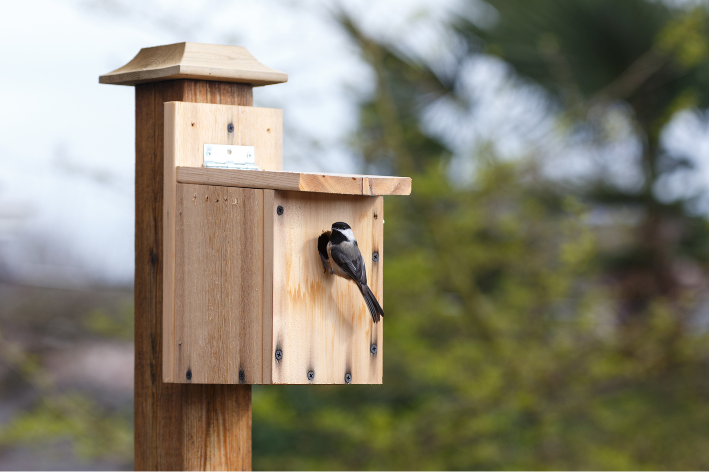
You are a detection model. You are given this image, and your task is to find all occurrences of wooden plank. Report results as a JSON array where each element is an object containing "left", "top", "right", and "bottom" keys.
[
  {"left": 228, "top": 187, "right": 265, "bottom": 385},
  {"left": 262, "top": 190, "right": 275, "bottom": 384},
  {"left": 297, "top": 172, "right": 365, "bottom": 195},
  {"left": 163, "top": 99, "right": 177, "bottom": 382},
  {"left": 270, "top": 192, "right": 384, "bottom": 384},
  {"left": 177, "top": 167, "right": 299, "bottom": 191},
  {"left": 183, "top": 385, "right": 251, "bottom": 470},
  {"left": 362, "top": 177, "right": 372, "bottom": 196},
  {"left": 171, "top": 184, "right": 265, "bottom": 384},
  {"left": 176, "top": 166, "right": 412, "bottom": 196},
  {"left": 369, "top": 197, "right": 384, "bottom": 379},
  {"left": 135, "top": 79, "right": 253, "bottom": 471},
  {"left": 166, "top": 101, "right": 282, "bottom": 173},
  {"left": 100, "top": 42, "right": 288, "bottom": 86}
]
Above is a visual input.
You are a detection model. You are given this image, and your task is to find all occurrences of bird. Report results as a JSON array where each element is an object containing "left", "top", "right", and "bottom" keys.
[{"left": 317, "top": 222, "right": 384, "bottom": 323}]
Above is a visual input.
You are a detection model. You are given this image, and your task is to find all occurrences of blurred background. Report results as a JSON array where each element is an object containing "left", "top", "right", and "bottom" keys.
[{"left": 2, "top": 0, "right": 709, "bottom": 469}]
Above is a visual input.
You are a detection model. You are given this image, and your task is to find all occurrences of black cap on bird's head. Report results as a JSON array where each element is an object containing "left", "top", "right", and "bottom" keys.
[{"left": 332, "top": 222, "right": 351, "bottom": 231}]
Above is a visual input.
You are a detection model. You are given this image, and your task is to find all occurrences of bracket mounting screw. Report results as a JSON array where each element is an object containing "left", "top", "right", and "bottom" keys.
[
  {"left": 275, "top": 349, "right": 283, "bottom": 361},
  {"left": 307, "top": 371, "right": 315, "bottom": 381},
  {"left": 227, "top": 123, "right": 234, "bottom": 133},
  {"left": 186, "top": 369, "right": 192, "bottom": 380},
  {"left": 370, "top": 344, "right": 377, "bottom": 354},
  {"left": 239, "top": 370, "right": 245, "bottom": 382},
  {"left": 372, "top": 252, "right": 379, "bottom": 262},
  {"left": 277, "top": 205, "right": 284, "bottom": 216},
  {"left": 345, "top": 373, "right": 352, "bottom": 384}
]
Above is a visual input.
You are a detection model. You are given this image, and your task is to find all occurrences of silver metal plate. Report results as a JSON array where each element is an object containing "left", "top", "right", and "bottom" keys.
[{"left": 203, "top": 144, "right": 260, "bottom": 170}]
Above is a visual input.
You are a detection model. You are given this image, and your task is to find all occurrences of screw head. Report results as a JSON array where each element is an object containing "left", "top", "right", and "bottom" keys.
[
  {"left": 370, "top": 344, "right": 377, "bottom": 354},
  {"left": 345, "top": 373, "right": 352, "bottom": 384},
  {"left": 186, "top": 369, "right": 192, "bottom": 380},
  {"left": 227, "top": 123, "right": 234, "bottom": 133},
  {"left": 239, "top": 370, "right": 245, "bottom": 382},
  {"left": 372, "top": 252, "right": 379, "bottom": 262},
  {"left": 275, "top": 349, "right": 283, "bottom": 361},
  {"left": 277, "top": 205, "right": 284, "bottom": 216},
  {"left": 307, "top": 371, "right": 315, "bottom": 381}
]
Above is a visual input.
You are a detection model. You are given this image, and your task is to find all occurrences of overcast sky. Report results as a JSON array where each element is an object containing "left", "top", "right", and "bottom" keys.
[
  {"left": 0, "top": 0, "right": 458, "bottom": 286},
  {"left": 1, "top": 0, "right": 707, "bottom": 287}
]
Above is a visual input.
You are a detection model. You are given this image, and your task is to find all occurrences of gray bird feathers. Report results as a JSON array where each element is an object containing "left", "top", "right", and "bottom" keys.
[{"left": 318, "top": 222, "right": 385, "bottom": 323}]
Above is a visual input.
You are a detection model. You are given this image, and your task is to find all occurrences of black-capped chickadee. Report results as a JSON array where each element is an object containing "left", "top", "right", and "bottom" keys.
[{"left": 317, "top": 222, "right": 384, "bottom": 323}]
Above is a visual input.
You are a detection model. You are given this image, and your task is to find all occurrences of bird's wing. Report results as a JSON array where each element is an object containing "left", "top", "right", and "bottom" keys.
[{"left": 329, "top": 243, "right": 367, "bottom": 286}]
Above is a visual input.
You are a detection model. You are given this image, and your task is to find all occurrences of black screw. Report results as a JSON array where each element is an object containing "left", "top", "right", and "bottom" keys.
[
  {"left": 186, "top": 369, "right": 192, "bottom": 380},
  {"left": 372, "top": 252, "right": 379, "bottom": 262},
  {"left": 370, "top": 344, "right": 377, "bottom": 354},
  {"left": 307, "top": 371, "right": 315, "bottom": 381},
  {"left": 227, "top": 123, "right": 234, "bottom": 133},
  {"left": 275, "top": 349, "right": 283, "bottom": 361},
  {"left": 239, "top": 370, "right": 245, "bottom": 382},
  {"left": 277, "top": 205, "right": 284, "bottom": 216},
  {"left": 345, "top": 373, "right": 352, "bottom": 384}
]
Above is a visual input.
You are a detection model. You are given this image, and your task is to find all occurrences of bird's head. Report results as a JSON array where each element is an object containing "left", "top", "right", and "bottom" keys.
[{"left": 331, "top": 222, "right": 355, "bottom": 242}]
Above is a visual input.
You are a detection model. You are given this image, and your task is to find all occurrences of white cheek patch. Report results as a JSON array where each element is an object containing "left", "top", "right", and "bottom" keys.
[{"left": 340, "top": 228, "right": 356, "bottom": 241}]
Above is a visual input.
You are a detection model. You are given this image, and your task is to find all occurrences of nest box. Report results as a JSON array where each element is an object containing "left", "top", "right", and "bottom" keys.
[{"left": 162, "top": 102, "right": 411, "bottom": 385}]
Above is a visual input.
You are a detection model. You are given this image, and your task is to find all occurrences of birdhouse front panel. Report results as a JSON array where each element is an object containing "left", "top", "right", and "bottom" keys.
[{"left": 270, "top": 191, "right": 383, "bottom": 384}]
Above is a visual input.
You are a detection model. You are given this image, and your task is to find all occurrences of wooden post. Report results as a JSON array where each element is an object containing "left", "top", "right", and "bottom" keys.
[{"left": 99, "top": 43, "right": 287, "bottom": 470}]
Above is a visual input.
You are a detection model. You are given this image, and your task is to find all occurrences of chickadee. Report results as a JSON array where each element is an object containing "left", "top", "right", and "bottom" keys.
[{"left": 317, "top": 222, "right": 384, "bottom": 323}]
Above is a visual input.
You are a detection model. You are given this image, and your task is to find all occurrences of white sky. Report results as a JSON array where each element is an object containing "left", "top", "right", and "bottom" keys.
[
  {"left": 0, "top": 0, "right": 707, "bottom": 286},
  {"left": 0, "top": 0, "right": 456, "bottom": 285}
]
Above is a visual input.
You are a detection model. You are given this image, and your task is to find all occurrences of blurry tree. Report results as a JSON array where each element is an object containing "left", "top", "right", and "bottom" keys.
[
  {"left": 457, "top": 0, "right": 709, "bottom": 324},
  {"left": 252, "top": 1, "right": 709, "bottom": 470},
  {"left": 0, "top": 294, "right": 134, "bottom": 468}
]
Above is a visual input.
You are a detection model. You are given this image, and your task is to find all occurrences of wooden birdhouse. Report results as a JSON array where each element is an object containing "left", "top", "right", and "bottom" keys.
[
  {"left": 100, "top": 41, "right": 411, "bottom": 468},
  {"left": 161, "top": 101, "right": 411, "bottom": 385}
]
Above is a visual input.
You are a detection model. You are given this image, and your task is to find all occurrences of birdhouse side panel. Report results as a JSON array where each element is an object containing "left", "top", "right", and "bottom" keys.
[
  {"left": 270, "top": 191, "right": 384, "bottom": 384},
  {"left": 167, "top": 183, "right": 266, "bottom": 384}
]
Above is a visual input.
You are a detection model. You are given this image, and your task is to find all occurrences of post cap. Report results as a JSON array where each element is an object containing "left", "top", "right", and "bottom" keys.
[{"left": 99, "top": 42, "right": 288, "bottom": 86}]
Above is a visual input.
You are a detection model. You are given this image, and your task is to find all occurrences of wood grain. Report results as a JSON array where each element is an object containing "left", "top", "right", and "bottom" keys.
[
  {"left": 170, "top": 184, "right": 264, "bottom": 385},
  {"left": 167, "top": 185, "right": 384, "bottom": 385},
  {"left": 166, "top": 101, "right": 282, "bottom": 172},
  {"left": 164, "top": 100, "right": 281, "bottom": 382},
  {"left": 270, "top": 192, "right": 384, "bottom": 384},
  {"left": 176, "top": 166, "right": 412, "bottom": 196},
  {"left": 134, "top": 79, "right": 252, "bottom": 471},
  {"left": 100, "top": 42, "right": 288, "bottom": 86},
  {"left": 183, "top": 385, "right": 251, "bottom": 471},
  {"left": 262, "top": 190, "right": 275, "bottom": 384}
]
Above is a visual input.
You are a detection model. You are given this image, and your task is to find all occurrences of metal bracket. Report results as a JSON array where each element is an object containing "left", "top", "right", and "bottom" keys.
[{"left": 204, "top": 144, "right": 260, "bottom": 170}]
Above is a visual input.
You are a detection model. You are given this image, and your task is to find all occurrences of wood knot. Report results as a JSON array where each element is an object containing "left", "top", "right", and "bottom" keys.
[{"left": 149, "top": 248, "right": 158, "bottom": 268}]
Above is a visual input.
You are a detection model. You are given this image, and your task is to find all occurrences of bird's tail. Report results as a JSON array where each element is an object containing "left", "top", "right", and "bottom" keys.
[{"left": 360, "top": 284, "right": 384, "bottom": 323}]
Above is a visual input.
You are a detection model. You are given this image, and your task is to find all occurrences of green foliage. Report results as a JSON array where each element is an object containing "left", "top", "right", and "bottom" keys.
[
  {"left": 254, "top": 1, "right": 709, "bottom": 469},
  {"left": 254, "top": 155, "right": 709, "bottom": 470},
  {"left": 0, "top": 396, "right": 132, "bottom": 462},
  {"left": 0, "top": 304, "right": 134, "bottom": 467},
  {"left": 83, "top": 304, "right": 134, "bottom": 341}
]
